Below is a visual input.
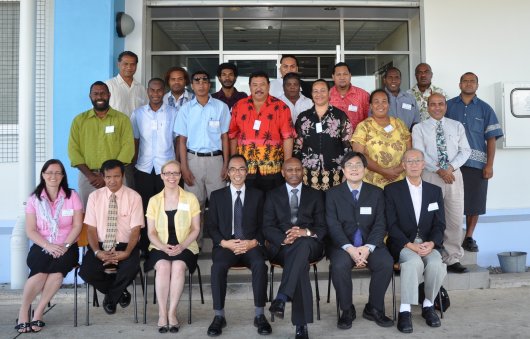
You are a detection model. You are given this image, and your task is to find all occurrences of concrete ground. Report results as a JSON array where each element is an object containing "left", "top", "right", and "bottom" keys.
[{"left": 2, "top": 283, "right": 530, "bottom": 339}]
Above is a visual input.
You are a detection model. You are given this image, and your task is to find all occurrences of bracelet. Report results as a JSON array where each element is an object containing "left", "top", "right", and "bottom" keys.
[{"left": 94, "top": 250, "right": 100, "bottom": 257}]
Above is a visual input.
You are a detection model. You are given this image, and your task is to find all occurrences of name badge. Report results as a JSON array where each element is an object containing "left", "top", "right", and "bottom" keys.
[
  {"left": 348, "top": 104, "right": 358, "bottom": 112},
  {"left": 360, "top": 207, "right": 372, "bottom": 215},
  {"left": 383, "top": 125, "right": 394, "bottom": 133},
  {"left": 177, "top": 203, "right": 190, "bottom": 211},
  {"left": 151, "top": 121, "right": 158, "bottom": 130},
  {"left": 253, "top": 120, "right": 261, "bottom": 131},
  {"left": 428, "top": 202, "right": 439, "bottom": 211},
  {"left": 105, "top": 125, "right": 115, "bottom": 134},
  {"left": 402, "top": 103, "right": 412, "bottom": 110},
  {"left": 209, "top": 120, "right": 220, "bottom": 128},
  {"left": 316, "top": 122, "right": 323, "bottom": 133},
  {"left": 62, "top": 209, "right": 74, "bottom": 217}
]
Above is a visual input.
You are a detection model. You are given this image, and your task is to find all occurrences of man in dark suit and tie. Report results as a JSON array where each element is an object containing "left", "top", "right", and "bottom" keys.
[
  {"left": 206, "top": 154, "right": 272, "bottom": 337},
  {"left": 263, "top": 157, "right": 326, "bottom": 339},
  {"left": 326, "top": 151, "right": 394, "bottom": 330},
  {"left": 385, "top": 149, "right": 447, "bottom": 333}
]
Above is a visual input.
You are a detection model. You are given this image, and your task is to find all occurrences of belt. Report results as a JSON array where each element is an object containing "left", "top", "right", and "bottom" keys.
[{"left": 187, "top": 150, "right": 222, "bottom": 157}]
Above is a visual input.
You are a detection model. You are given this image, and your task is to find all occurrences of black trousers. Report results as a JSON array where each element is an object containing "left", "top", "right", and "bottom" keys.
[
  {"left": 270, "top": 237, "right": 323, "bottom": 326},
  {"left": 328, "top": 246, "right": 393, "bottom": 312},
  {"left": 79, "top": 243, "right": 140, "bottom": 306},
  {"left": 134, "top": 169, "right": 164, "bottom": 254},
  {"left": 210, "top": 246, "right": 268, "bottom": 310},
  {"left": 245, "top": 172, "right": 284, "bottom": 193}
]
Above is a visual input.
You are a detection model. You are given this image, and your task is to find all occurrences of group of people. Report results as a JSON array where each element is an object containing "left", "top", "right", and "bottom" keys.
[{"left": 15, "top": 50, "right": 503, "bottom": 339}]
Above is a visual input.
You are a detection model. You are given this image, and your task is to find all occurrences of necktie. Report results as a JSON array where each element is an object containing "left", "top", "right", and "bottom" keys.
[
  {"left": 436, "top": 120, "right": 449, "bottom": 170},
  {"left": 168, "top": 95, "right": 175, "bottom": 108},
  {"left": 103, "top": 193, "right": 118, "bottom": 251},
  {"left": 351, "top": 189, "right": 363, "bottom": 247},
  {"left": 290, "top": 188, "right": 299, "bottom": 225},
  {"left": 233, "top": 191, "right": 243, "bottom": 239}
]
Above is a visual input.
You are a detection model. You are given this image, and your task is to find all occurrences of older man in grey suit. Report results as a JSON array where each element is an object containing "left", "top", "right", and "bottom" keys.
[{"left": 385, "top": 149, "right": 447, "bottom": 333}]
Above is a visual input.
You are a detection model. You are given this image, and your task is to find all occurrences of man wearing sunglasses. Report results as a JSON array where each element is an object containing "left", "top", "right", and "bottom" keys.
[{"left": 174, "top": 70, "right": 231, "bottom": 244}]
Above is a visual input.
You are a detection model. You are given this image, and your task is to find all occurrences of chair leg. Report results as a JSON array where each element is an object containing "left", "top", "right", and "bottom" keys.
[
  {"left": 313, "top": 264, "right": 320, "bottom": 321},
  {"left": 336, "top": 291, "right": 340, "bottom": 321},
  {"left": 188, "top": 270, "right": 192, "bottom": 324},
  {"left": 133, "top": 278, "right": 138, "bottom": 323},
  {"left": 85, "top": 283, "right": 90, "bottom": 326},
  {"left": 392, "top": 270, "right": 396, "bottom": 321},
  {"left": 143, "top": 271, "right": 148, "bottom": 324},
  {"left": 138, "top": 268, "right": 145, "bottom": 295},
  {"left": 197, "top": 265, "right": 204, "bottom": 304},
  {"left": 327, "top": 264, "right": 332, "bottom": 303},
  {"left": 270, "top": 266, "right": 275, "bottom": 322},
  {"left": 74, "top": 267, "right": 78, "bottom": 327},
  {"left": 153, "top": 270, "right": 157, "bottom": 305}
]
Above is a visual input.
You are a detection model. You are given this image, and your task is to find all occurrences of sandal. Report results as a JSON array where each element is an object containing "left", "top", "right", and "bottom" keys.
[
  {"left": 31, "top": 320, "right": 46, "bottom": 332},
  {"left": 15, "top": 322, "right": 32, "bottom": 333},
  {"left": 169, "top": 324, "right": 180, "bottom": 333},
  {"left": 158, "top": 325, "right": 169, "bottom": 334}
]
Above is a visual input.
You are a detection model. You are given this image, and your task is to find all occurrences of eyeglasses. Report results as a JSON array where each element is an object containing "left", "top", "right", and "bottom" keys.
[
  {"left": 162, "top": 171, "right": 181, "bottom": 177},
  {"left": 404, "top": 159, "right": 424, "bottom": 165},
  {"left": 43, "top": 171, "right": 63, "bottom": 176},
  {"left": 193, "top": 77, "right": 209, "bottom": 83},
  {"left": 344, "top": 163, "right": 364, "bottom": 170},
  {"left": 228, "top": 167, "right": 247, "bottom": 174}
]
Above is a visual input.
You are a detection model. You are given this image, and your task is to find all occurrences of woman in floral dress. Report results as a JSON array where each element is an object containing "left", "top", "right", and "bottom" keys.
[
  {"left": 294, "top": 79, "right": 352, "bottom": 190},
  {"left": 351, "top": 89, "right": 411, "bottom": 188}
]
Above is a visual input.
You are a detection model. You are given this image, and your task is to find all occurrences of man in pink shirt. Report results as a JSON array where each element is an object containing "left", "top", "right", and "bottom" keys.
[
  {"left": 79, "top": 159, "right": 144, "bottom": 315},
  {"left": 329, "top": 62, "right": 370, "bottom": 132}
]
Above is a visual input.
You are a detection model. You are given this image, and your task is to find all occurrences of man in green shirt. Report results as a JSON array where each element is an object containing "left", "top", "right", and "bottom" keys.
[{"left": 68, "top": 81, "right": 135, "bottom": 208}]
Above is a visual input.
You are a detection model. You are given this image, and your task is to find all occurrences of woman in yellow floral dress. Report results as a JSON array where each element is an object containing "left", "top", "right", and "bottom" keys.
[{"left": 351, "top": 89, "right": 411, "bottom": 188}]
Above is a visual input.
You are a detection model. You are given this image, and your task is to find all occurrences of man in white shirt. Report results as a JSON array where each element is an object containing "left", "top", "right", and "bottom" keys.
[
  {"left": 105, "top": 51, "right": 148, "bottom": 118},
  {"left": 278, "top": 73, "right": 313, "bottom": 123},
  {"left": 130, "top": 78, "right": 178, "bottom": 254},
  {"left": 105, "top": 51, "right": 148, "bottom": 189},
  {"left": 412, "top": 93, "right": 471, "bottom": 273},
  {"left": 269, "top": 55, "right": 312, "bottom": 99}
]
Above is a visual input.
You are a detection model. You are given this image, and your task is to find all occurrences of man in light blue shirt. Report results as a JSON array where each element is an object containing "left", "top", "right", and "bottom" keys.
[
  {"left": 383, "top": 67, "right": 420, "bottom": 130},
  {"left": 130, "top": 77, "right": 178, "bottom": 253},
  {"left": 174, "top": 70, "right": 231, "bottom": 242}
]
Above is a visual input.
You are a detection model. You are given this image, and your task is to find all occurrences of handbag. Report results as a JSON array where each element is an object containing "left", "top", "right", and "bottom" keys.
[{"left": 418, "top": 282, "right": 450, "bottom": 311}]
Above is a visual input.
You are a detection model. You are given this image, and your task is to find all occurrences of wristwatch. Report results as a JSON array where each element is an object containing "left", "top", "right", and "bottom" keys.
[{"left": 306, "top": 229, "right": 312, "bottom": 237}]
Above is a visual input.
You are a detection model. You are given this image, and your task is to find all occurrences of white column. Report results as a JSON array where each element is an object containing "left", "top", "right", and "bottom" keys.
[{"left": 11, "top": 0, "right": 36, "bottom": 289}]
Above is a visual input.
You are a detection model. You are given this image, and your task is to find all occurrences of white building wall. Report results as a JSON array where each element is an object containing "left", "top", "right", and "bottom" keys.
[{"left": 422, "top": 0, "right": 530, "bottom": 209}]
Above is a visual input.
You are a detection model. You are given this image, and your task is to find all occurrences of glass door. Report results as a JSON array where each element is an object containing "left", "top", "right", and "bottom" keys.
[{"left": 221, "top": 55, "right": 279, "bottom": 95}]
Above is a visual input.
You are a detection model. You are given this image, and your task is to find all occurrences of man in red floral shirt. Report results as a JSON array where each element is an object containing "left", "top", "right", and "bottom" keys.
[{"left": 229, "top": 71, "right": 296, "bottom": 192}]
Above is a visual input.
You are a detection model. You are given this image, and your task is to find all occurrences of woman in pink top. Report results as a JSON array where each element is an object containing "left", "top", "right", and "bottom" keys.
[{"left": 15, "top": 159, "right": 83, "bottom": 333}]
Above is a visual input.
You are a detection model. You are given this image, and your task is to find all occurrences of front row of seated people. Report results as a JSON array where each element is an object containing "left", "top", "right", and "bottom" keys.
[{"left": 16, "top": 151, "right": 446, "bottom": 337}]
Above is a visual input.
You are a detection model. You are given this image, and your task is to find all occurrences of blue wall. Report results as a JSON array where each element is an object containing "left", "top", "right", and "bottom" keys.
[{"left": 53, "top": 0, "right": 124, "bottom": 190}]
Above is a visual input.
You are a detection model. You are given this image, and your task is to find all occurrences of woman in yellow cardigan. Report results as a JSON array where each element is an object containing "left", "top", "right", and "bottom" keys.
[{"left": 144, "top": 160, "right": 201, "bottom": 333}]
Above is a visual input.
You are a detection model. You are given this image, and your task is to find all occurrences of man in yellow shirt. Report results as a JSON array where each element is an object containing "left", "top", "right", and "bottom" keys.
[{"left": 68, "top": 81, "right": 135, "bottom": 208}]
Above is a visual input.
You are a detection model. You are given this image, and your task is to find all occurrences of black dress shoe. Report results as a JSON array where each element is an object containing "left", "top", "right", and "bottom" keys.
[
  {"left": 362, "top": 303, "right": 394, "bottom": 327},
  {"left": 269, "top": 299, "right": 285, "bottom": 319},
  {"left": 397, "top": 311, "right": 413, "bottom": 333},
  {"left": 158, "top": 325, "right": 169, "bottom": 333},
  {"left": 118, "top": 289, "right": 131, "bottom": 308},
  {"left": 422, "top": 306, "right": 441, "bottom": 327},
  {"left": 254, "top": 314, "right": 272, "bottom": 335},
  {"left": 337, "top": 305, "right": 356, "bottom": 330},
  {"left": 295, "top": 325, "right": 309, "bottom": 339},
  {"left": 102, "top": 295, "right": 116, "bottom": 314},
  {"left": 207, "top": 316, "right": 227, "bottom": 337},
  {"left": 447, "top": 262, "right": 469, "bottom": 273},
  {"left": 462, "top": 237, "right": 479, "bottom": 252}
]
